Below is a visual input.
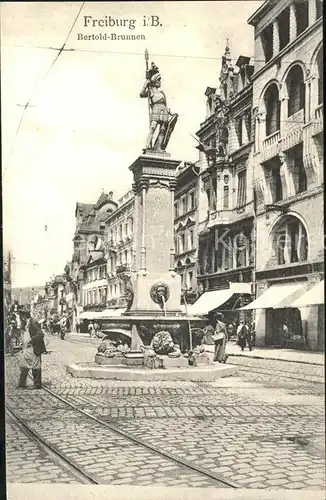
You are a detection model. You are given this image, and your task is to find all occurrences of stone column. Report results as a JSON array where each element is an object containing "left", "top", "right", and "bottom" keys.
[{"left": 127, "top": 153, "right": 182, "bottom": 316}]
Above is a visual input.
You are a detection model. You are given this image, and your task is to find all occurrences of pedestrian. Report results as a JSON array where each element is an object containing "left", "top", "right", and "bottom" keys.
[
  {"left": 93, "top": 322, "right": 100, "bottom": 337},
  {"left": 76, "top": 319, "right": 80, "bottom": 334},
  {"left": 237, "top": 321, "right": 248, "bottom": 351},
  {"left": 88, "top": 321, "right": 94, "bottom": 338},
  {"left": 202, "top": 313, "right": 216, "bottom": 345},
  {"left": 17, "top": 312, "right": 47, "bottom": 389},
  {"left": 227, "top": 322, "right": 235, "bottom": 341},
  {"left": 212, "top": 313, "right": 228, "bottom": 363},
  {"left": 280, "top": 322, "right": 290, "bottom": 348}
]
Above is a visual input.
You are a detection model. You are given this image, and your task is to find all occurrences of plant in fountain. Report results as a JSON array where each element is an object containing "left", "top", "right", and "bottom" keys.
[{"left": 150, "top": 331, "right": 181, "bottom": 357}]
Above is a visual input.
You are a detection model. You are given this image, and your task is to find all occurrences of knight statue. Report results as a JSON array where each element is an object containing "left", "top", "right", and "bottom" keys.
[{"left": 140, "top": 51, "right": 178, "bottom": 152}]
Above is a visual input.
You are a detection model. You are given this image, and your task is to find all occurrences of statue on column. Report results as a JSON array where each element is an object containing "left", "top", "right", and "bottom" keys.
[{"left": 140, "top": 50, "right": 178, "bottom": 152}]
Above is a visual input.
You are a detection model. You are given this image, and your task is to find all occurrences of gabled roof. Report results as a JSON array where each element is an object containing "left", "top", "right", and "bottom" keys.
[{"left": 75, "top": 202, "right": 94, "bottom": 217}]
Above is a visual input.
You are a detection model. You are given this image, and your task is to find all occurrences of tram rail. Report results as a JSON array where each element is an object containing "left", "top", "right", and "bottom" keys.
[{"left": 7, "top": 378, "right": 238, "bottom": 488}]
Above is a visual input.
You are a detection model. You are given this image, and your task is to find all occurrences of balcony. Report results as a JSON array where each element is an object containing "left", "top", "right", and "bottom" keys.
[
  {"left": 261, "top": 131, "right": 281, "bottom": 162},
  {"left": 116, "top": 264, "right": 131, "bottom": 275},
  {"left": 207, "top": 202, "right": 254, "bottom": 228}
]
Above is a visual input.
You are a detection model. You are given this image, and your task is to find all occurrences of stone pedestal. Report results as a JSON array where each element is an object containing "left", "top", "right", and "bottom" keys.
[{"left": 125, "top": 153, "right": 182, "bottom": 317}]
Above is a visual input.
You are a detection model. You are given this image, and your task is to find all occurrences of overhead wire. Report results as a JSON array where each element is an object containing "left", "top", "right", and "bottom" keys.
[{"left": 2, "top": 2, "right": 85, "bottom": 179}]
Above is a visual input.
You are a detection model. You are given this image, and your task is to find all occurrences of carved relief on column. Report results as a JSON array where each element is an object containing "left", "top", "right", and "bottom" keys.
[
  {"left": 257, "top": 111, "right": 266, "bottom": 150},
  {"left": 169, "top": 179, "right": 177, "bottom": 271},
  {"left": 289, "top": 3, "right": 297, "bottom": 43},
  {"left": 272, "top": 20, "right": 280, "bottom": 55}
]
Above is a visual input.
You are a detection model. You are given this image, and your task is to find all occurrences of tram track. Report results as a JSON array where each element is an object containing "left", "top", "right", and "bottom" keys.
[
  {"left": 232, "top": 363, "right": 324, "bottom": 385},
  {"left": 5, "top": 405, "right": 99, "bottom": 484},
  {"left": 7, "top": 377, "right": 238, "bottom": 488}
]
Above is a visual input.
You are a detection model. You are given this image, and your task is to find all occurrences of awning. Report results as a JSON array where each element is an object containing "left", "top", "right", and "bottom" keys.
[
  {"left": 290, "top": 280, "right": 324, "bottom": 307},
  {"left": 190, "top": 289, "right": 234, "bottom": 316},
  {"left": 79, "top": 308, "right": 126, "bottom": 320},
  {"left": 241, "top": 282, "right": 306, "bottom": 310}
]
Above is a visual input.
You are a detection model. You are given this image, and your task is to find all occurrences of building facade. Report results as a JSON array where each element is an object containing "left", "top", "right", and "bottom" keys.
[
  {"left": 194, "top": 43, "right": 255, "bottom": 320},
  {"left": 105, "top": 189, "right": 135, "bottom": 311},
  {"left": 174, "top": 161, "right": 200, "bottom": 305},
  {"left": 248, "top": 0, "right": 323, "bottom": 349}
]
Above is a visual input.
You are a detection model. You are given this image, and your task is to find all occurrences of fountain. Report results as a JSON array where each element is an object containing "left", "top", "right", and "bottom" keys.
[{"left": 66, "top": 51, "right": 236, "bottom": 381}]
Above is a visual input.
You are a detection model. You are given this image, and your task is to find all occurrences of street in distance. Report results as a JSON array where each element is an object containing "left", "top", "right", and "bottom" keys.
[{"left": 77, "top": 33, "right": 146, "bottom": 41}]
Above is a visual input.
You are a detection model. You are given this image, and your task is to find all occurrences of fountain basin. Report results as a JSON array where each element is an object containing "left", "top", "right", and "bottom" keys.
[
  {"left": 98, "top": 314, "right": 207, "bottom": 352},
  {"left": 66, "top": 361, "right": 236, "bottom": 381}
]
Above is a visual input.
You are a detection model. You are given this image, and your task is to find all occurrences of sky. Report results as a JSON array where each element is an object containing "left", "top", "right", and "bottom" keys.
[{"left": 2, "top": 0, "right": 263, "bottom": 287}]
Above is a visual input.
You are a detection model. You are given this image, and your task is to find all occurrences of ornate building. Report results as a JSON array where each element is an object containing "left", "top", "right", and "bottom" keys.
[
  {"left": 193, "top": 43, "right": 255, "bottom": 319},
  {"left": 245, "top": 0, "right": 323, "bottom": 350},
  {"left": 105, "top": 189, "right": 135, "bottom": 311},
  {"left": 72, "top": 191, "right": 118, "bottom": 325},
  {"left": 174, "top": 161, "right": 200, "bottom": 305}
]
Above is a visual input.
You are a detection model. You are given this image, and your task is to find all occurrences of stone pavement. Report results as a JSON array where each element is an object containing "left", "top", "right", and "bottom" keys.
[
  {"left": 225, "top": 343, "right": 324, "bottom": 365},
  {"left": 5, "top": 335, "right": 325, "bottom": 491}
]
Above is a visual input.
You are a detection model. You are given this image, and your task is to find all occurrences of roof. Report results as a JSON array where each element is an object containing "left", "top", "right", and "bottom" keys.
[{"left": 75, "top": 202, "right": 94, "bottom": 217}]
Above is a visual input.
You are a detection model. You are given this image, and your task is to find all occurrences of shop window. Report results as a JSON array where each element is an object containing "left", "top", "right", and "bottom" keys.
[
  {"left": 261, "top": 24, "right": 273, "bottom": 62},
  {"left": 295, "top": 1, "right": 309, "bottom": 35},
  {"left": 264, "top": 84, "right": 280, "bottom": 135},
  {"left": 287, "top": 65, "right": 305, "bottom": 117},
  {"left": 277, "top": 7, "right": 290, "bottom": 50},
  {"left": 237, "top": 170, "right": 247, "bottom": 207}
]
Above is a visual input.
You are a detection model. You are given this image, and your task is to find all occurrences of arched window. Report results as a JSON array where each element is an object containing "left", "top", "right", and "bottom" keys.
[
  {"left": 316, "top": 48, "right": 323, "bottom": 105},
  {"left": 272, "top": 215, "right": 308, "bottom": 265},
  {"left": 264, "top": 84, "right": 280, "bottom": 136},
  {"left": 287, "top": 65, "right": 305, "bottom": 116}
]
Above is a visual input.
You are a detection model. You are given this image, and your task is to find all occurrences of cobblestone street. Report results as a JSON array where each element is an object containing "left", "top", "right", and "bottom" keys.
[{"left": 5, "top": 335, "right": 325, "bottom": 491}]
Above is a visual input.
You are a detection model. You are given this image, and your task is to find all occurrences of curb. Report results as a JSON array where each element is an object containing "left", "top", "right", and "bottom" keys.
[{"left": 228, "top": 352, "right": 324, "bottom": 366}]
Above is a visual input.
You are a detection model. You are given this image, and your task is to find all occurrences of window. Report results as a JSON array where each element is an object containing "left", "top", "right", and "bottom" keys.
[
  {"left": 174, "top": 237, "right": 178, "bottom": 254},
  {"left": 236, "top": 117, "right": 243, "bottom": 147},
  {"left": 124, "top": 222, "right": 128, "bottom": 238},
  {"left": 174, "top": 201, "right": 179, "bottom": 218},
  {"left": 237, "top": 170, "right": 247, "bottom": 207},
  {"left": 130, "top": 217, "right": 134, "bottom": 233},
  {"left": 223, "top": 83, "right": 228, "bottom": 100},
  {"left": 289, "top": 144, "right": 307, "bottom": 193},
  {"left": 316, "top": 0, "right": 323, "bottom": 19},
  {"left": 119, "top": 225, "right": 122, "bottom": 241},
  {"left": 264, "top": 84, "right": 280, "bottom": 135},
  {"left": 273, "top": 216, "right": 308, "bottom": 265},
  {"left": 287, "top": 65, "right": 305, "bottom": 116},
  {"left": 189, "top": 191, "right": 196, "bottom": 211},
  {"left": 186, "top": 271, "right": 193, "bottom": 290},
  {"left": 245, "top": 111, "right": 251, "bottom": 141},
  {"left": 180, "top": 233, "right": 186, "bottom": 253},
  {"left": 223, "top": 186, "right": 229, "bottom": 210},
  {"left": 295, "top": 1, "right": 308, "bottom": 35},
  {"left": 188, "top": 229, "right": 194, "bottom": 250},
  {"left": 206, "top": 188, "right": 211, "bottom": 209},
  {"left": 182, "top": 196, "right": 188, "bottom": 214},
  {"left": 261, "top": 24, "right": 273, "bottom": 62},
  {"left": 272, "top": 164, "right": 283, "bottom": 202},
  {"left": 277, "top": 7, "right": 290, "bottom": 50}
]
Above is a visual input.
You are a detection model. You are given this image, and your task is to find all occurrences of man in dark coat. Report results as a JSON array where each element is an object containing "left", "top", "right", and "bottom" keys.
[{"left": 18, "top": 313, "right": 47, "bottom": 389}]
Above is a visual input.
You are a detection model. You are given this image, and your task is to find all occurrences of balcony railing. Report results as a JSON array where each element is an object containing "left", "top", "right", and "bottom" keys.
[
  {"left": 263, "top": 130, "right": 280, "bottom": 149},
  {"left": 207, "top": 202, "right": 254, "bottom": 228}
]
